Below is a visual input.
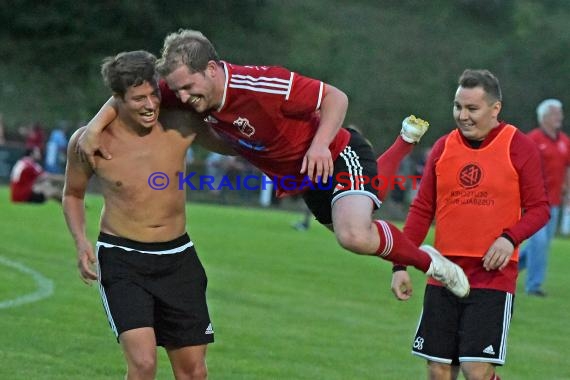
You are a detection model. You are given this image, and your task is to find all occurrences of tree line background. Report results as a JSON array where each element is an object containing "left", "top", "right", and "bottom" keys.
[{"left": 1, "top": 0, "right": 569, "bottom": 151}]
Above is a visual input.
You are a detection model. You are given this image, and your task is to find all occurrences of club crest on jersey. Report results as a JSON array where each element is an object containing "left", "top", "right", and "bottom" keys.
[
  {"left": 457, "top": 163, "right": 483, "bottom": 189},
  {"left": 233, "top": 117, "right": 255, "bottom": 137}
]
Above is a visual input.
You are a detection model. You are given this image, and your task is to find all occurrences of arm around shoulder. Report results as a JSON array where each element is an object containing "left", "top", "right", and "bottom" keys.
[
  {"left": 192, "top": 117, "right": 237, "bottom": 155},
  {"left": 78, "top": 97, "right": 119, "bottom": 164}
]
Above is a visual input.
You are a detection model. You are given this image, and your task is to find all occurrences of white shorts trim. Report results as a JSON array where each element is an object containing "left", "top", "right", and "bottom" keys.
[
  {"left": 411, "top": 351, "right": 453, "bottom": 364},
  {"left": 95, "top": 240, "right": 194, "bottom": 255},
  {"left": 331, "top": 189, "right": 382, "bottom": 208}
]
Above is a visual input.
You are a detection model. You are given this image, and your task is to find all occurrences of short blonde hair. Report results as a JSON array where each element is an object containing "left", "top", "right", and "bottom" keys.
[{"left": 156, "top": 29, "right": 219, "bottom": 76}]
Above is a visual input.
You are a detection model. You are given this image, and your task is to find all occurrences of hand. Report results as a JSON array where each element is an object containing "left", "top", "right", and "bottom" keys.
[
  {"left": 77, "top": 241, "right": 97, "bottom": 285},
  {"left": 391, "top": 270, "right": 413, "bottom": 300},
  {"left": 76, "top": 129, "right": 111, "bottom": 168},
  {"left": 300, "top": 144, "right": 333, "bottom": 184},
  {"left": 482, "top": 236, "right": 514, "bottom": 271}
]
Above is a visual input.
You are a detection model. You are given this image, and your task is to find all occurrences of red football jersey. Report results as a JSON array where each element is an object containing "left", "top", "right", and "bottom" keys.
[
  {"left": 160, "top": 62, "right": 350, "bottom": 195},
  {"left": 527, "top": 128, "right": 570, "bottom": 206},
  {"left": 10, "top": 157, "right": 43, "bottom": 202}
]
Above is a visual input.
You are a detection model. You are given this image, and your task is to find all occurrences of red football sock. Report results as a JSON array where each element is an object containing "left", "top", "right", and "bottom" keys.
[
  {"left": 376, "top": 136, "right": 414, "bottom": 201},
  {"left": 374, "top": 220, "right": 431, "bottom": 272}
]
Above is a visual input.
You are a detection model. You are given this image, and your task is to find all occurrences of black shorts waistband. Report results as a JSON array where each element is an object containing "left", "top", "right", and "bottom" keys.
[{"left": 97, "top": 232, "right": 192, "bottom": 253}]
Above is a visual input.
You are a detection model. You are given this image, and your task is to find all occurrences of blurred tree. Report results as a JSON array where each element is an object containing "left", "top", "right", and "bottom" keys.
[{"left": 0, "top": 0, "right": 568, "bottom": 150}]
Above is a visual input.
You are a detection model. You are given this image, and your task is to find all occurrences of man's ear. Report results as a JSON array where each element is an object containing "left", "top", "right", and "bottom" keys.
[
  {"left": 492, "top": 101, "right": 502, "bottom": 119},
  {"left": 206, "top": 60, "right": 218, "bottom": 77}
]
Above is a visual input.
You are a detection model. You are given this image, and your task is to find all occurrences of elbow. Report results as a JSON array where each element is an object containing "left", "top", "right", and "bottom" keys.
[
  {"left": 338, "top": 90, "right": 349, "bottom": 110},
  {"left": 543, "top": 205, "right": 551, "bottom": 224},
  {"left": 533, "top": 201, "right": 552, "bottom": 228}
]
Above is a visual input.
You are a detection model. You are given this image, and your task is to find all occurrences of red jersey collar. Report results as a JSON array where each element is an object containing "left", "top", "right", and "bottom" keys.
[{"left": 216, "top": 61, "right": 230, "bottom": 113}]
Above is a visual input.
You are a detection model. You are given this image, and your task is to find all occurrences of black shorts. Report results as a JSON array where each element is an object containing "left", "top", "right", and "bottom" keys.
[
  {"left": 96, "top": 232, "right": 214, "bottom": 348},
  {"left": 412, "top": 285, "right": 514, "bottom": 365},
  {"left": 302, "top": 128, "right": 381, "bottom": 225}
]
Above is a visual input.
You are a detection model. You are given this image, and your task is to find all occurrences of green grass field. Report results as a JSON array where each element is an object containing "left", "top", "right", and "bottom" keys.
[{"left": 0, "top": 186, "right": 568, "bottom": 379}]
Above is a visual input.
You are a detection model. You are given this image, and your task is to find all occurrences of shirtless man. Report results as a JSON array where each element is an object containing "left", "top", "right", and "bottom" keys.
[{"left": 63, "top": 50, "right": 226, "bottom": 380}]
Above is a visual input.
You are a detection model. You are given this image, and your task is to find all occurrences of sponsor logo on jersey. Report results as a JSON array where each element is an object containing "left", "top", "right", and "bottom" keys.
[{"left": 233, "top": 117, "right": 256, "bottom": 137}]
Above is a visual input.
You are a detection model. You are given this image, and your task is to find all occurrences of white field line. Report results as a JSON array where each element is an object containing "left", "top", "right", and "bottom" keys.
[{"left": 0, "top": 255, "right": 54, "bottom": 309}]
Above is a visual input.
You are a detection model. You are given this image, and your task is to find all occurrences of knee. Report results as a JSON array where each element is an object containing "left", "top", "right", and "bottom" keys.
[
  {"left": 463, "top": 372, "right": 492, "bottom": 380},
  {"left": 190, "top": 362, "right": 208, "bottom": 380},
  {"left": 428, "top": 362, "right": 454, "bottom": 378},
  {"left": 461, "top": 363, "right": 495, "bottom": 380},
  {"left": 128, "top": 355, "right": 157, "bottom": 378},
  {"left": 175, "top": 361, "right": 208, "bottom": 380},
  {"left": 192, "top": 363, "right": 208, "bottom": 380},
  {"left": 335, "top": 227, "right": 370, "bottom": 254}
]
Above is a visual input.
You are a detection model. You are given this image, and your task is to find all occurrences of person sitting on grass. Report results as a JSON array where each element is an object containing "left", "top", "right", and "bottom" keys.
[{"left": 10, "top": 146, "right": 63, "bottom": 203}]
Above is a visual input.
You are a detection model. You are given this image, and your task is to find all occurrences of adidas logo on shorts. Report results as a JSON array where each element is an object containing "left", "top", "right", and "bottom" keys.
[
  {"left": 205, "top": 323, "right": 214, "bottom": 335},
  {"left": 482, "top": 345, "right": 495, "bottom": 355}
]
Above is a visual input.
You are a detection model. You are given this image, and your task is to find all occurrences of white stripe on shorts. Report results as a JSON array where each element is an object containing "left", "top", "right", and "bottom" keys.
[
  {"left": 332, "top": 146, "right": 382, "bottom": 208},
  {"left": 459, "top": 292, "right": 513, "bottom": 365},
  {"left": 339, "top": 147, "right": 363, "bottom": 191},
  {"left": 95, "top": 245, "right": 118, "bottom": 337}
]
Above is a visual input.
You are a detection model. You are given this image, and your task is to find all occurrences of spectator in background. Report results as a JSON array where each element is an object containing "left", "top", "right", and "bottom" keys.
[
  {"left": 186, "top": 146, "right": 195, "bottom": 166},
  {"left": 10, "top": 147, "right": 63, "bottom": 203},
  {"left": 407, "top": 146, "right": 431, "bottom": 203},
  {"left": 45, "top": 121, "right": 69, "bottom": 174},
  {"left": 389, "top": 154, "right": 413, "bottom": 213},
  {"left": 205, "top": 152, "right": 250, "bottom": 200},
  {"left": 24, "top": 122, "right": 46, "bottom": 154},
  {"left": 204, "top": 152, "right": 227, "bottom": 197},
  {"left": 559, "top": 200, "right": 570, "bottom": 236},
  {"left": 292, "top": 205, "right": 313, "bottom": 231},
  {"left": 519, "top": 99, "right": 569, "bottom": 297},
  {"left": 0, "top": 113, "right": 6, "bottom": 145}
]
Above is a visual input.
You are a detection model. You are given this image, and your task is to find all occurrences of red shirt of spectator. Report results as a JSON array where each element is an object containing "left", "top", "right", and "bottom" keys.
[
  {"left": 10, "top": 156, "right": 43, "bottom": 202},
  {"left": 527, "top": 128, "right": 570, "bottom": 206}
]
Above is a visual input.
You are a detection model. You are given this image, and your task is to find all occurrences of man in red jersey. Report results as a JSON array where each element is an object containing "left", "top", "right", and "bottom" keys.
[
  {"left": 391, "top": 69, "right": 550, "bottom": 380},
  {"left": 10, "top": 146, "right": 63, "bottom": 203},
  {"left": 518, "top": 99, "right": 568, "bottom": 297},
  {"left": 78, "top": 29, "right": 470, "bottom": 298}
]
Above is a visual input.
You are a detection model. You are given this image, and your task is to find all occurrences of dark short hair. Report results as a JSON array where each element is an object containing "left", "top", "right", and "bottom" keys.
[
  {"left": 458, "top": 69, "right": 502, "bottom": 103},
  {"left": 101, "top": 50, "right": 158, "bottom": 98}
]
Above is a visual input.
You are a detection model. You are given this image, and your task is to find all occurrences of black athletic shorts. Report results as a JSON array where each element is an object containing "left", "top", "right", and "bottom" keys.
[
  {"left": 412, "top": 285, "right": 514, "bottom": 365},
  {"left": 95, "top": 232, "right": 214, "bottom": 348},
  {"left": 302, "top": 128, "right": 381, "bottom": 225}
]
